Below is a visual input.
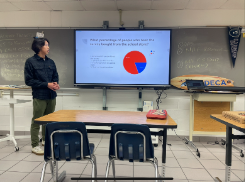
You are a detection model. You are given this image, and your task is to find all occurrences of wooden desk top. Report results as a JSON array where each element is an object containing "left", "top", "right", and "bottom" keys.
[
  {"left": 35, "top": 110, "right": 177, "bottom": 129},
  {"left": 211, "top": 114, "right": 245, "bottom": 133},
  {"left": 0, "top": 87, "right": 20, "bottom": 90},
  {"left": 0, "top": 87, "right": 30, "bottom": 90}
]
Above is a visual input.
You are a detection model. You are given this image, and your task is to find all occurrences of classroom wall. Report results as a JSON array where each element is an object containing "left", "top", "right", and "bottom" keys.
[{"left": 0, "top": 9, "right": 244, "bottom": 136}]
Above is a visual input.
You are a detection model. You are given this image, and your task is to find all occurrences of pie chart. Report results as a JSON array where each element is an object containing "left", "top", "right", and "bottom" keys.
[{"left": 123, "top": 51, "right": 147, "bottom": 74}]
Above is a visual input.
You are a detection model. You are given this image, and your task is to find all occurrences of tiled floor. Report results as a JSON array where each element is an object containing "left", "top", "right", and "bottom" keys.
[{"left": 0, "top": 135, "right": 244, "bottom": 182}]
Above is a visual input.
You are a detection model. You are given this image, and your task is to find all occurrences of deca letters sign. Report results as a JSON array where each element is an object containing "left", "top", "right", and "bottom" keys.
[{"left": 171, "top": 75, "right": 234, "bottom": 90}]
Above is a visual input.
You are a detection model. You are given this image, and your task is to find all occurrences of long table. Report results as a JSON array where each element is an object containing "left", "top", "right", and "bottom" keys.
[
  {"left": 35, "top": 110, "right": 177, "bottom": 180},
  {"left": 210, "top": 114, "right": 245, "bottom": 182}
]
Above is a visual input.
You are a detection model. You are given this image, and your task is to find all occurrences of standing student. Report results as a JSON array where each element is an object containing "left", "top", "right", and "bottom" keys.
[{"left": 24, "top": 38, "right": 60, "bottom": 155}]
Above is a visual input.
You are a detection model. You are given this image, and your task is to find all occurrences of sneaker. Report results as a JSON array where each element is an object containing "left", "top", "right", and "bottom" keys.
[
  {"left": 32, "top": 146, "right": 44, "bottom": 155},
  {"left": 42, "top": 140, "right": 45, "bottom": 146}
]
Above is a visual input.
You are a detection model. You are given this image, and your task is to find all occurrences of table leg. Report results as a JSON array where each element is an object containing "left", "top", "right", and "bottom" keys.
[
  {"left": 225, "top": 126, "right": 232, "bottom": 182},
  {"left": 189, "top": 94, "right": 194, "bottom": 141},
  {"left": 162, "top": 128, "right": 167, "bottom": 178}
]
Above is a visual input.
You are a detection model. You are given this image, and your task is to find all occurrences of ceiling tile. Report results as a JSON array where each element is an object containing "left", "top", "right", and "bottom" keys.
[
  {"left": 46, "top": 1, "right": 84, "bottom": 11},
  {"left": 152, "top": 0, "right": 189, "bottom": 10},
  {"left": 11, "top": 2, "right": 52, "bottom": 10},
  {"left": 42, "top": 0, "right": 78, "bottom": 1},
  {"left": 116, "top": 0, "right": 152, "bottom": 1},
  {"left": 220, "top": 0, "right": 244, "bottom": 9},
  {"left": 8, "top": 0, "right": 32, "bottom": 2},
  {"left": 0, "top": 2, "right": 20, "bottom": 11},
  {"left": 0, "top": 0, "right": 7, "bottom": 2},
  {"left": 81, "top": 1, "right": 117, "bottom": 11},
  {"left": 116, "top": 1, "right": 151, "bottom": 10},
  {"left": 186, "top": 0, "right": 228, "bottom": 10},
  {"left": 81, "top": 0, "right": 114, "bottom": 1}
]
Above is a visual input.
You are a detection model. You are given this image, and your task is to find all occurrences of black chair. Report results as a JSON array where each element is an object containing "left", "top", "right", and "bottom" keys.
[
  {"left": 40, "top": 122, "right": 97, "bottom": 182},
  {"left": 105, "top": 124, "right": 160, "bottom": 182}
]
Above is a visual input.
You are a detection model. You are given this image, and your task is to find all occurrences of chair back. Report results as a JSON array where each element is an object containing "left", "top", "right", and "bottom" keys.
[
  {"left": 109, "top": 124, "right": 154, "bottom": 162},
  {"left": 44, "top": 122, "right": 91, "bottom": 161}
]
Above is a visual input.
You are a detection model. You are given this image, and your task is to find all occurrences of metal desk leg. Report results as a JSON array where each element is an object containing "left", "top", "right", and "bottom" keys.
[
  {"left": 225, "top": 126, "right": 232, "bottom": 182},
  {"left": 162, "top": 128, "right": 167, "bottom": 178},
  {"left": 189, "top": 94, "right": 194, "bottom": 141},
  {"left": 184, "top": 94, "right": 200, "bottom": 157}
]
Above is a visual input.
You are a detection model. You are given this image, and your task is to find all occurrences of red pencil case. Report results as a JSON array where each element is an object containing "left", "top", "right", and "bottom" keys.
[{"left": 146, "top": 110, "right": 167, "bottom": 120}]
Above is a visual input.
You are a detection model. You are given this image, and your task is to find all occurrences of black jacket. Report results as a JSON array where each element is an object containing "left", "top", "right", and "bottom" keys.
[{"left": 24, "top": 54, "right": 59, "bottom": 100}]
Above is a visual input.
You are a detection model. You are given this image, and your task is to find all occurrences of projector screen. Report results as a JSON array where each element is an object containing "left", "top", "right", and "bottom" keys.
[{"left": 75, "top": 29, "right": 171, "bottom": 88}]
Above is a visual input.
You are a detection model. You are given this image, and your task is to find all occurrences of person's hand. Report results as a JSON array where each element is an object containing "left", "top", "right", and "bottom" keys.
[
  {"left": 48, "top": 82, "right": 56, "bottom": 91},
  {"left": 53, "top": 82, "right": 60, "bottom": 91}
]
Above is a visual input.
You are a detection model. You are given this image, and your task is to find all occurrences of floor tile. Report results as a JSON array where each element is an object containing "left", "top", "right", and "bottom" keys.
[
  {"left": 165, "top": 157, "right": 180, "bottom": 168},
  {"left": 0, "top": 143, "right": 8, "bottom": 149},
  {"left": 32, "top": 161, "right": 66, "bottom": 173},
  {"left": 232, "top": 170, "right": 245, "bottom": 181},
  {"left": 95, "top": 155, "right": 111, "bottom": 164},
  {"left": 206, "top": 147, "right": 227, "bottom": 153},
  {"left": 83, "top": 163, "right": 132, "bottom": 177},
  {"left": 114, "top": 159, "right": 133, "bottom": 166},
  {"left": 153, "top": 144, "right": 171, "bottom": 151},
  {"left": 0, "top": 136, "right": 242, "bottom": 182},
  {"left": 169, "top": 144, "right": 190, "bottom": 151},
  {"left": 18, "top": 145, "right": 33, "bottom": 153},
  {"left": 2, "top": 152, "right": 30, "bottom": 160},
  {"left": 134, "top": 165, "right": 160, "bottom": 177},
  {"left": 177, "top": 158, "right": 203, "bottom": 169},
  {"left": 182, "top": 168, "right": 213, "bottom": 181},
  {"left": 58, "top": 162, "right": 87, "bottom": 175},
  {"left": 0, "top": 146, "right": 16, "bottom": 153},
  {"left": 212, "top": 152, "right": 241, "bottom": 161},
  {"left": 172, "top": 151, "right": 196, "bottom": 159},
  {"left": 8, "top": 161, "right": 41, "bottom": 172},
  {"left": 0, "top": 171, "right": 28, "bottom": 182},
  {"left": 193, "top": 151, "right": 217, "bottom": 160},
  {"left": 207, "top": 169, "right": 242, "bottom": 181},
  {"left": 167, "top": 140, "right": 185, "bottom": 145},
  {"left": 23, "top": 153, "right": 44, "bottom": 162},
  {"left": 190, "top": 146, "right": 211, "bottom": 153},
  {"left": 61, "top": 175, "right": 80, "bottom": 182},
  {"left": 233, "top": 152, "right": 245, "bottom": 162},
  {"left": 21, "top": 172, "right": 52, "bottom": 182},
  {"left": 0, "top": 160, "right": 20, "bottom": 170},
  {"left": 97, "top": 141, "right": 110, "bottom": 148},
  {"left": 94, "top": 148, "right": 109, "bottom": 155},
  {"left": 165, "top": 167, "right": 187, "bottom": 180},
  {"left": 199, "top": 159, "right": 225, "bottom": 169},
  {"left": 0, "top": 152, "right": 11, "bottom": 160},
  {"left": 220, "top": 160, "right": 245, "bottom": 170},
  {"left": 154, "top": 150, "right": 175, "bottom": 159}
]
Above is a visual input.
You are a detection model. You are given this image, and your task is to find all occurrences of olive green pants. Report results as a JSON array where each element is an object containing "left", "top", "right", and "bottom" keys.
[{"left": 31, "top": 98, "right": 56, "bottom": 148}]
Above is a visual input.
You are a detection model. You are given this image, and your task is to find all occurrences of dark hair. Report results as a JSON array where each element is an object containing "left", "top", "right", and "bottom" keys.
[{"left": 31, "top": 38, "right": 49, "bottom": 54}]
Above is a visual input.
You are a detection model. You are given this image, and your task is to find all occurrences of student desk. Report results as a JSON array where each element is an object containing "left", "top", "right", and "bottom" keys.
[
  {"left": 0, "top": 87, "right": 31, "bottom": 151},
  {"left": 35, "top": 110, "right": 177, "bottom": 179},
  {"left": 211, "top": 114, "right": 245, "bottom": 182}
]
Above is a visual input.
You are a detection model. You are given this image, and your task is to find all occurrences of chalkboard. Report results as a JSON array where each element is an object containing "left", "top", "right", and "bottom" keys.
[
  {"left": 0, "top": 29, "right": 74, "bottom": 88},
  {"left": 171, "top": 28, "right": 245, "bottom": 86},
  {"left": 0, "top": 28, "right": 244, "bottom": 88}
]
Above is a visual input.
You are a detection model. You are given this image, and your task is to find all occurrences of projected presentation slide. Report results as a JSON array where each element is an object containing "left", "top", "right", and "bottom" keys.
[{"left": 75, "top": 30, "right": 170, "bottom": 85}]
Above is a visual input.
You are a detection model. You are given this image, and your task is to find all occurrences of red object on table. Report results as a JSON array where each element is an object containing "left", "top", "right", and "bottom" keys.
[{"left": 146, "top": 110, "right": 167, "bottom": 120}]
